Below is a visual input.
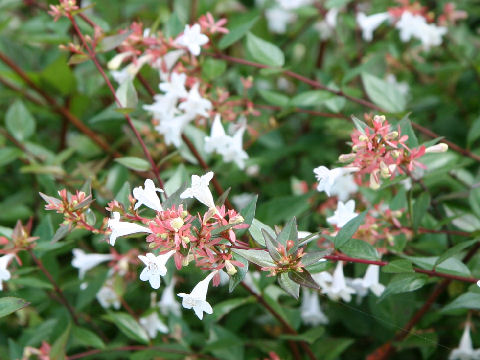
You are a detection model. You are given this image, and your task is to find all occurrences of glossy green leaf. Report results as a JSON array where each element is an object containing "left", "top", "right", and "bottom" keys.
[
  {"left": 115, "top": 156, "right": 151, "bottom": 171},
  {"left": 246, "top": 32, "right": 284, "bottom": 67},
  {"left": 5, "top": 100, "right": 36, "bottom": 141},
  {"left": 0, "top": 297, "right": 29, "bottom": 318}
]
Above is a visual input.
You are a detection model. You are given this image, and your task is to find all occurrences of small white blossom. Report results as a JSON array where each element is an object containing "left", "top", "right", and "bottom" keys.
[
  {"left": 176, "top": 24, "right": 209, "bottom": 56},
  {"left": 395, "top": 12, "right": 447, "bottom": 50},
  {"left": 313, "top": 166, "right": 358, "bottom": 198},
  {"left": 0, "top": 254, "right": 14, "bottom": 291},
  {"left": 180, "top": 172, "right": 216, "bottom": 209},
  {"left": 356, "top": 12, "right": 391, "bottom": 42},
  {"left": 178, "top": 83, "right": 212, "bottom": 119},
  {"left": 277, "top": 0, "right": 313, "bottom": 10},
  {"left": 96, "top": 280, "right": 121, "bottom": 309},
  {"left": 154, "top": 50, "right": 185, "bottom": 81},
  {"left": 323, "top": 262, "right": 356, "bottom": 302},
  {"left": 133, "top": 179, "right": 164, "bottom": 212},
  {"left": 155, "top": 113, "right": 191, "bottom": 148},
  {"left": 159, "top": 278, "right": 181, "bottom": 316},
  {"left": 449, "top": 322, "right": 480, "bottom": 360},
  {"left": 301, "top": 289, "right": 329, "bottom": 326},
  {"left": 138, "top": 251, "right": 176, "bottom": 290},
  {"left": 110, "top": 53, "right": 153, "bottom": 84},
  {"left": 327, "top": 200, "right": 358, "bottom": 228},
  {"left": 177, "top": 271, "right": 217, "bottom": 320},
  {"left": 349, "top": 265, "right": 385, "bottom": 300},
  {"left": 311, "top": 271, "right": 333, "bottom": 292},
  {"left": 159, "top": 72, "right": 188, "bottom": 99},
  {"left": 107, "top": 212, "right": 152, "bottom": 246},
  {"left": 71, "top": 248, "right": 113, "bottom": 280},
  {"left": 265, "top": 7, "right": 296, "bottom": 34},
  {"left": 140, "top": 311, "right": 169, "bottom": 338}
]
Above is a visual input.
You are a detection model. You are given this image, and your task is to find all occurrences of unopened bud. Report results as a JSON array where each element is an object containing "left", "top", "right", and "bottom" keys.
[
  {"left": 373, "top": 115, "right": 386, "bottom": 123},
  {"left": 352, "top": 144, "right": 364, "bottom": 152},
  {"left": 358, "top": 135, "right": 369, "bottom": 142},
  {"left": 224, "top": 260, "right": 237, "bottom": 275},
  {"left": 107, "top": 52, "right": 131, "bottom": 70},
  {"left": 170, "top": 217, "right": 184, "bottom": 232},
  {"left": 339, "top": 153, "right": 356, "bottom": 162},
  {"left": 229, "top": 214, "right": 244, "bottom": 225},
  {"left": 380, "top": 162, "right": 390, "bottom": 178},
  {"left": 385, "top": 131, "right": 398, "bottom": 140},
  {"left": 370, "top": 172, "right": 381, "bottom": 190},
  {"left": 182, "top": 211, "right": 188, "bottom": 218},
  {"left": 391, "top": 150, "right": 401, "bottom": 159},
  {"left": 286, "top": 240, "right": 295, "bottom": 252},
  {"left": 149, "top": 242, "right": 156, "bottom": 248},
  {"left": 182, "top": 255, "right": 190, "bottom": 267},
  {"left": 182, "top": 236, "right": 190, "bottom": 244},
  {"left": 425, "top": 143, "right": 448, "bottom": 154}
]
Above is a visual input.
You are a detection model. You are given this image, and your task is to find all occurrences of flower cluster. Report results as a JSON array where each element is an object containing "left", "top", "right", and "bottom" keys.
[{"left": 357, "top": 1, "right": 466, "bottom": 50}]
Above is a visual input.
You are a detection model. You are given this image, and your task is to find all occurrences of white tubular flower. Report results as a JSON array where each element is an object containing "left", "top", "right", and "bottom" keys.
[
  {"left": 138, "top": 250, "right": 176, "bottom": 290},
  {"left": 301, "top": 289, "right": 329, "bottom": 326},
  {"left": 205, "top": 114, "right": 227, "bottom": 154},
  {"left": 107, "top": 51, "right": 134, "bottom": 70},
  {"left": 179, "top": 83, "right": 212, "bottom": 119},
  {"left": 327, "top": 200, "right": 358, "bottom": 228},
  {"left": 155, "top": 50, "right": 185, "bottom": 81},
  {"left": 71, "top": 249, "right": 114, "bottom": 280},
  {"left": 140, "top": 311, "right": 169, "bottom": 338},
  {"left": 425, "top": 143, "right": 448, "bottom": 154},
  {"left": 350, "top": 265, "right": 385, "bottom": 300},
  {"left": 176, "top": 24, "right": 209, "bottom": 56},
  {"left": 324, "top": 262, "right": 355, "bottom": 302},
  {"left": 107, "top": 212, "right": 152, "bottom": 246},
  {"left": 159, "top": 278, "right": 181, "bottom": 316},
  {"left": 265, "top": 7, "right": 296, "bottom": 34},
  {"left": 177, "top": 271, "right": 217, "bottom": 320},
  {"left": 356, "top": 12, "right": 391, "bottom": 42},
  {"left": 96, "top": 280, "right": 121, "bottom": 309},
  {"left": 313, "top": 166, "right": 358, "bottom": 198},
  {"left": 180, "top": 172, "right": 216, "bottom": 209},
  {"left": 0, "top": 254, "right": 14, "bottom": 291},
  {"left": 133, "top": 179, "right": 164, "bottom": 212},
  {"left": 311, "top": 271, "right": 333, "bottom": 292},
  {"left": 155, "top": 113, "right": 191, "bottom": 148},
  {"left": 449, "top": 322, "right": 480, "bottom": 360},
  {"left": 159, "top": 72, "right": 188, "bottom": 99}
]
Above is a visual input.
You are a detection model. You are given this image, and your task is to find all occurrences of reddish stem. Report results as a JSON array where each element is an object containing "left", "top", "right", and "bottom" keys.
[{"left": 66, "top": 14, "right": 165, "bottom": 191}]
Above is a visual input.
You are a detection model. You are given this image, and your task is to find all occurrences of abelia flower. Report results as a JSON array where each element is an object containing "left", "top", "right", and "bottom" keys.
[
  {"left": 107, "top": 212, "right": 152, "bottom": 246},
  {"left": 176, "top": 24, "right": 209, "bottom": 56},
  {"left": 327, "top": 200, "right": 358, "bottom": 228},
  {"left": 349, "top": 265, "right": 385, "bottom": 300},
  {"left": 180, "top": 172, "right": 216, "bottom": 209},
  {"left": 356, "top": 12, "right": 391, "bottom": 41},
  {"left": 0, "top": 254, "right": 14, "bottom": 291},
  {"left": 395, "top": 11, "right": 447, "bottom": 49},
  {"left": 71, "top": 248, "right": 114, "bottom": 280},
  {"left": 265, "top": 7, "right": 296, "bottom": 34},
  {"left": 178, "top": 83, "right": 212, "bottom": 119},
  {"left": 133, "top": 179, "right": 164, "bottom": 212},
  {"left": 277, "top": 0, "right": 313, "bottom": 10},
  {"left": 198, "top": 13, "right": 229, "bottom": 35},
  {"left": 301, "top": 289, "right": 329, "bottom": 326},
  {"left": 449, "top": 322, "right": 480, "bottom": 360},
  {"left": 140, "top": 311, "right": 169, "bottom": 338},
  {"left": 96, "top": 280, "right": 121, "bottom": 309},
  {"left": 313, "top": 166, "right": 358, "bottom": 199},
  {"left": 158, "top": 278, "right": 181, "bottom": 316},
  {"left": 323, "top": 262, "right": 356, "bottom": 302},
  {"left": 159, "top": 72, "right": 188, "bottom": 99},
  {"left": 138, "top": 250, "right": 176, "bottom": 289},
  {"left": 177, "top": 271, "right": 217, "bottom": 320}
]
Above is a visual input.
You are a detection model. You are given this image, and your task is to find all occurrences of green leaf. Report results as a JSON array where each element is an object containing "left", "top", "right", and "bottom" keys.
[
  {"left": 280, "top": 326, "right": 325, "bottom": 344},
  {"left": 115, "top": 157, "right": 151, "bottom": 171},
  {"left": 435, "top": 239, "right": 478, "bottom": 267},
  {"left": 351, "top": 115, "right": 369, "bottom": 135},
  {"left": 229, "top": 253, "right": 249, "bottom": 293},
  {"left": 202, "top": 58, "right": 227, "bottom": 80},
  {"left": 246, "top": 32, "right": 284, "bottom": 67},
  {"left": 10, "top": 276, "right": 54, "bottom": 290},
  {"left": 398, "top": 115, "right": 419, "bottom": 148},
  {"left": 219, "top": 15, "right": 259, "bottom": 49},
  {"left": 442, "top": 292, "right": 480, "bottom": 313},
  {"left": 378, "top": 273, "right": 428, "bottom": 302},
  {"left": 0, "top": 297, "right": 29, "bottom": 318},
  {"left": 0, "top": 147, "right": 22, "bottom": 167},
  {"left": 288, "top": 269, "right": 320, "bottom": 290},
  {"left": 52, "top": 223, "right": 71, "bottom": 243},
  {"left": 301, "top": 249, "right": 333, "bottom": 267},
  {"left": 41, "top": 56, "right": 76, "bottom": 95},
  {"left": 278, "top": 272, "right": 300, "bottom": 299},
  {"left": 258, "top": 89, "right": 290, "bottom": 107},
  {"left": 313, "top": 337, "right": 354, "bottom": 360},
  {"left": 211, "top": 297, "right": 254, "bottom": 322},
  {"left": 164, "top": 12, "right": 184, "bottom": 38},
  {"left": 276, "top": 217, "right": 298, "bottom": 249},
  {"left": 249, "top": 218, "right": 275, "bottom": 246},
  {"left": 334, "top": 211, "right": 367, "bottom": 248},
  {"left": 382, "top": 259, "right": 414, "bottom": 273},
  {"left": 115, "top": 79, "right": 138, "bottom": 110},
  {"left": 72, "top": 326, "right": 106, "bottom": 349},
  {"left": 468, "top": 116, "right": 480, "bottom": 147},
  {"left": 115, "top": 181, "right": 131, "bottom": 207},
  {"left": 263, "top": 229, "right": 282, "bottom": 262},
  {"left": 339, "top": 239, "right": 380, "bottom": 260},
  {"left": 102, "top": 312, "right": 149, "bottom": 344},
  {"left": 5, "top": 100, "right": 36, "bottom": 141},
  {"left": 99, "top": 30, "right": 132, "bottom": 52},
  {"left": 236, "top": 194, "right": 258, "bottom": 237},
  {"left": 291, "top": 90, "right": 332, "bottom": 107},
  {"left": 361, "top": 73, "right": 406, "bottom": 113},
  {"left": 50, "top": 323, "right": 71, "bottom": 360},
  {"left": 231, "top": 248, "right": 275, "bottom": 268},
  {"left": 412, "top": 193, "right": 430, "bottom": 231}
]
